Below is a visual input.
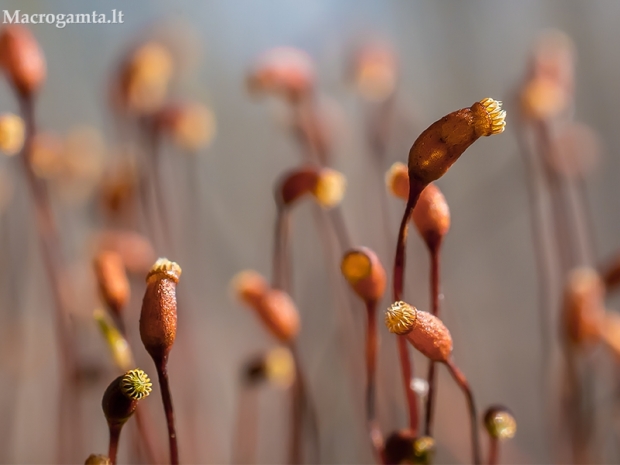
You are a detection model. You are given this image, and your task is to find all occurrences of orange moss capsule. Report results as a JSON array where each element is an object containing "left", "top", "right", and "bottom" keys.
[
  {"left": 94, "top": 251, "right": 130, "bottom": 318},
  {"left": 562, "top": 267, "right": 605, "bottom": 346},
  {"left": 139, "top": 258, "right": 181, "bottom": 361},
  {"left": 385, "top": 162, "right": 409, "bottom": 201},
  {"left": 0, "top": 113, "right": 24, "bottom": 156},
  {"left": 276, "top": 165, "right": 346, "bottom": 209},
  {"left": 341, "top": 247, "right": 386, "bottom": 303},
  {"left": 601, "top": 312, "right": 620, "bottom": 360},
  {"left": 231, "top": 269, "right": 270, "bottom": 309},
  {"left": 385, "top": 301, "right": 453, "bottom": 362},
  {"left": 408, "top": 98, "right": 505, "bottom": 187},
  {"left": 0, "top": 25, "right": 46, "bottom": 97},
  {"left": 247, "top": 47, "right": 314, "bottom": 102},
  {"left": 96, "top": 230, "right": 156, "bottom": 275},
  {"left": 411, "top": 183, "right": 450, "bottom": 247},
  {"left": 254, "top": 289, "right": 300, "bottom": 343}
]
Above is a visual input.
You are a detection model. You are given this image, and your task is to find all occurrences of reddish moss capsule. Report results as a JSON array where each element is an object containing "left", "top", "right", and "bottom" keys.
[
  {"left": 0, "top": 25, "right": 46, "bottom": 97},
  {"left": 411, "top": 183, "right": 450, "bottom": 247},
  {"left": 102, "top": 369, "right": 152, "bottom": 427},
  {"left": 139, "top": 258, "right": 181, "bottom": 361},
  {"left": 94, "top": 251, "right": 130, "bottom": 318},
  {"left": 255, "top": 289, "right": 300, "bottom": 343},
  {"left": 562, "top": 267, "right": 605, "bottom": 347},
  {"left": 341, "top": 247, "right": 386, "bottom": 303},
  {"left": 276, "top": 165, "right": 346, "bottom": 209},
  {"left": 385, "top": 301, "right": 453, "bottom": 362},
  {"left": 408, "top": 98, "right": 505, "bottom": 187}
]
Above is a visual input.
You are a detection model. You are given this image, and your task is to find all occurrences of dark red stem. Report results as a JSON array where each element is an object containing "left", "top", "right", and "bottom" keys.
[
  {"left": 488, "top": 436, "right": 499, "bottom": 465},
  {"left": 424, "top": 240, "right": 442, "bottom": 437},
  {"left": 392, "top": 179, "right": 424, "bottom": 434},
  {"left": 108, "top": 423, "right": 122, "bottom": 465},
  {"left": 445, "top": 359, "right": 481, "bottom": 465},
  {"left": 156, "top": 360, "right": 179, "bottom": 465}
]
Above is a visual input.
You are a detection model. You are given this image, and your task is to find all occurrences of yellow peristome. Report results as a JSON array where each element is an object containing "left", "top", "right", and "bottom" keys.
[
  {"left": 173, "top": 103, "right": 217, "bottom": 151},
  {"left": 0, "top": 113, "right": 24, "bottom": 156},
  {"left": 341, "top": 251, "right": 372, "bottom": 284},
  {"left": 485, "top": 410, "right": 517, "bottom": 440},
  {"left": 264, "top": 346, "right": 295, "bottom": 389},
  {"left": 385, "top": 301, "right": 417, "bottom": 335},
  {"left": 312, "top": 168, "right": 346, "bottom": 208},
  {"left": 120, "top": 368, "right": 152, "bottom": 400},
  {"left": 385, "top": 162, "right": 409, "bottom": 200}
]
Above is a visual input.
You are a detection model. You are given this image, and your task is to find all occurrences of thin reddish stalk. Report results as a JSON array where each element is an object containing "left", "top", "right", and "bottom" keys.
[
  {"left": 424, "top": 239, "right": 442, "bottom": 437},
  {"left": 445, "top": 359, "right": 481, "bottom": 465},
  {"left": 365, "top": 299, "right": 378, "bottom": 423},
  {"left": 156, "top": 360, "right": 179, "bottom": 465},
  {"left": 108, "top": 424, "right": 122, "bottom": 465},
  {"left": 133, "top": 404, "right": 160, "bottom": 464},
  {"left": 488, "top": 436, "right": 499, "bottom": 465},
  {"left": 18, "top": 95, "right": 81, "bottom": 463},
  {"left": 365, "top": 299, "right": 385, "bottom": 464},
  {"left": 392, "top": 181, "right": 423, "bottom": 433},
  {"left": 273, "top": 207, "right": 290, "bottom": 291},
  {"left": 231, "top": 387, "right": 259, "bottom": 464}
]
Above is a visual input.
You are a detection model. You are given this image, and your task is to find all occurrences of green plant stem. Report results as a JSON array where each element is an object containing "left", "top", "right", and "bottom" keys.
[
  {"left": 424, "top": 239, "right": 442, "bottom": 437},
  {"left": 156, "top": 359, "right": 179, "bottom": 465},
  {"left": 445, "top": 359, "right": 480, "bottom": 465}
]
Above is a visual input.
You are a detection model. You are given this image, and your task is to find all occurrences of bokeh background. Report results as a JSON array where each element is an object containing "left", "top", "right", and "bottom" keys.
[{"left": 1, "top": 0, "right": 620, "bottom": 464}]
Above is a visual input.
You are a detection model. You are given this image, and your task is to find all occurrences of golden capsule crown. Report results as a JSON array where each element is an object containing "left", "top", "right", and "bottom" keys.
[
  {"left": 385, "top": 301, "right": 417, "bottom": 335},
  {"left": 146, "top": 258, "right": 182, "bottom": 283},
  {"left": 479, "top": 98, "right": 506, "bottom": 135},
  {"left": 484, "top": 407, "right": 517, "bottom": 440},
  {"left": 120, "top": 369, "right": 152, "bottom": 400}
]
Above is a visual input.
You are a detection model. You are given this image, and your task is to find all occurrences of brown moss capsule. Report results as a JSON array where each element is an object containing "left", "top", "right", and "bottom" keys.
[
  {"left": 96, "top": 230, "right": 156, "bottom": 275},
  {"left": 254, "top": 289, "right": 300, "bottom": 342},
  {"left": 115, "top": 42, "right": 173, "bottom": 115},
  {"left": 94, "top": 251, "right": 130, "bottom": 318},
  {"left": 483, "top": 405, "right": 517, "bottom": 440},
  {"left": 351, "top": 42, "right": 398, "bottom": 103},
  {"left": 231, "top": 270, "right": 270, "bottom": 309},
  {"left": 385, "top": 301, "right": 453, "bottom": 362},
  {"left": 102, "top": 369, "right": 152, "bottom": 427},
  {"left": 411, "top": 183, "right": 450, "bottom": 247},
  {"left": 341, "top": 247, "right": 386, "bottom": 303},
  {"left": 164, "top": 102, "right": 216, "bottom": 151},
  {"left": 243, "top": 346, "right": 295, "bottom": 389},
  {"left": 276, "top": 165, "right": 346, "bottom": 209},
  {"left": 85, "top": 454, "right": 111, "bottom": 465},
  {"left": 562, "top": 267, "right": 605, "bottom": 346},
  {"left": 276, "top": 166, "right": 320, "bottom": 207},
  {"left": 0, "top": 25, "right": 46, "bottom": 97},
  {"left": 140, "top": 258, "right": 181, "bottom": 361},
  {"left": 247, "top": 47, "right": 314, "bottom": 102},
  {"left": 386, "top": 162, "right": 409, "bottom": 201},
  {"left": 408, "top": 98, "right": 505, "bottom": 187}
]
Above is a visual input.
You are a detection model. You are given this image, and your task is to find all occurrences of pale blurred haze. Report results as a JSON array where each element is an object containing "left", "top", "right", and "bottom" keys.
[{"left": 1, "top": 1, "right": 620, "bottom": 464}]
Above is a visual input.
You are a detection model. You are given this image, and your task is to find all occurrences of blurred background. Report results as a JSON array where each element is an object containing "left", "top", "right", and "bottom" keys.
[{"left": 1, "top": 0, "right": 620, "bottom": 464}]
